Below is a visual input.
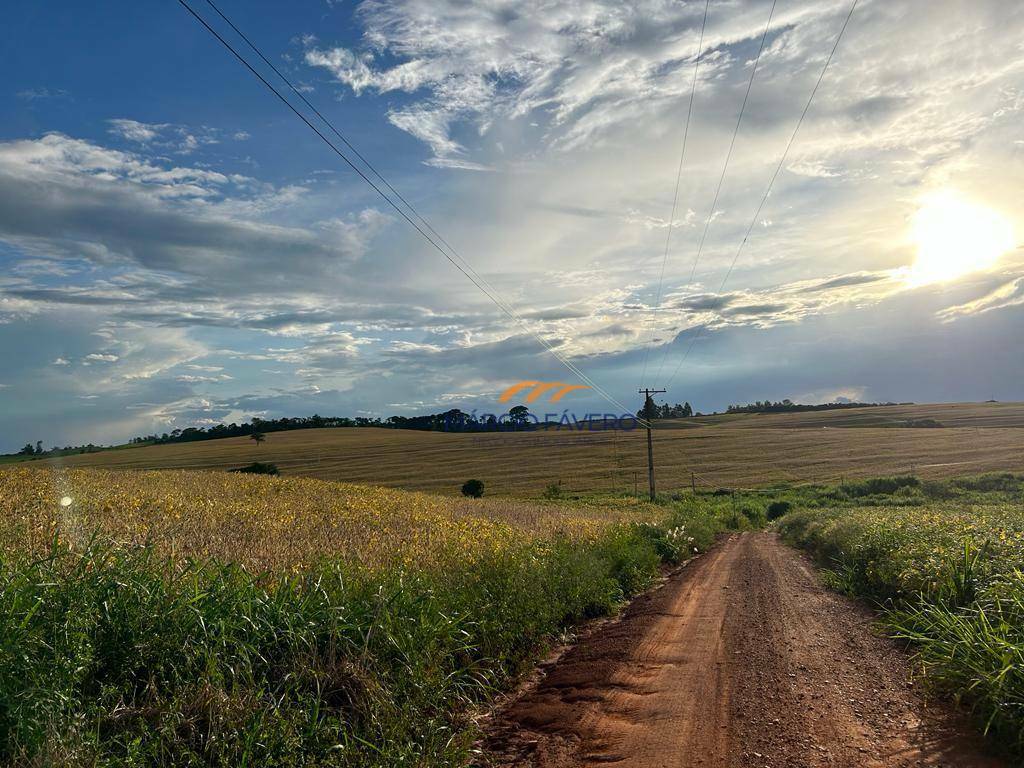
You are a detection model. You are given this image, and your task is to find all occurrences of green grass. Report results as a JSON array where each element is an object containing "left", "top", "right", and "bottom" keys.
[
  {"left": 0, "top": 496, "right": 736, "bottom": 766},
  {"left": 778, "top": 474, "right": 1024, "bottom": 758}
]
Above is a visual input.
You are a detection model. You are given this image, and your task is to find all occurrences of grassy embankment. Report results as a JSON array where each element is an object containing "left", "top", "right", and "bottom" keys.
[
  {"left": 0, "top": 467, "right": 768, "bottom": 766},
  {"left": 778, "top": 473, "right": 1024, "bottom": 757}
]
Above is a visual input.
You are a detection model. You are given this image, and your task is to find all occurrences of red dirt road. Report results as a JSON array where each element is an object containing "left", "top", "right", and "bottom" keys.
[{"left": 485, "top": 533, "right": 1003, "bottom": 768}]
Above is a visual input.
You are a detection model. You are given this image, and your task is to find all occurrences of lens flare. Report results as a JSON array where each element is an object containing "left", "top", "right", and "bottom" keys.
[{"left": 908, "top": 190, "right": 1014, "bottom": 286}]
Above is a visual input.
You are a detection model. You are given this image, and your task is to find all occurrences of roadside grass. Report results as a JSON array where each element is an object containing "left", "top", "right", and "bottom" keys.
[
  {"left": 778, "top": 473, "right": 1024, "bottom": 757},
  {"left": 0, "top": 467, "right": 745, "bottom": 766}
]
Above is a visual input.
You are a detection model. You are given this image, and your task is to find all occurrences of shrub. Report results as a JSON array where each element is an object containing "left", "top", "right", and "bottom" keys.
[
  {"left": 839, "top": 475, "right": 920, "bottom": 498},
  {"left": 461, "top": 479, "right": 484, "bottom": 498},
  {"left": 952, "top": 472, "right": 1024, "bottom": 494},
  {"left": 739, "top": 504, "right": 765, "bottom": 526},
  {"left": 541, "top": 483, "right": 563, "bottom": 500},
  {"left": 920, "top": 479, "right": 955, "bottom": 499},
  {"left": 228, "top": 461, "right": 280, "bottom": 475},
  {"left": 766, "top": 500, "right": 792, "bottom": 521},
  {"left": 902, "top": 418, "right": 944, "bottom": 428}
]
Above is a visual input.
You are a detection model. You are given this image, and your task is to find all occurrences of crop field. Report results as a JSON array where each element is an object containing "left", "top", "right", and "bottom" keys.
[
  {"left": 0, "top": 468, "right": 661, "bottom": 571},
  {"left": 780, "top": 473, "right": 1024, "bottom": 756},
  {"left": 0, "top": 466, "right": 735, "bottom": 766},
  {"left": 35, "top": 402, "right": 1024, "bottom": 496},
  {"left": 2, "top": 463, "right": 1022, "bottom": 764}
]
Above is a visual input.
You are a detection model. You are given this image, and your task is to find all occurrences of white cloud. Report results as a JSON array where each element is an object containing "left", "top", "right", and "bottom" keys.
[
  {"left": 937, "top": 276, "right": 1024, "bottom": 322},
  {"left": 107, "top": 119, "right": 221, "bottom": 154},
  {"left": 304, "top": 0, "right": 855, "bottom": 164},
  {"left": 0, "top": 134, "right": 389, "bottom": 294},
  {"left": 17, "top": 87, "right": 70, "bottom": 102},
  {"left": 108, "top": 119, "right": 168, "bottom": 144}
]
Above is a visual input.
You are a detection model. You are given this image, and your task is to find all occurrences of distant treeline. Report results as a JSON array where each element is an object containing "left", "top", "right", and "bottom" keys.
[
  {"left": 724, "top": 399, "right": 911, "bottom": 414},
  {"left": 131, "top": 415, "right": 382, "bottom": 445},
  {"left": 8, "top": 399, "right": 920, "bottom": 458},
  {"left": 5, "top": 408, "right": 584, "bottom": 459},
  {"left": 13, "top": 441, "right": 107, "bottom": 459},
  {"left": 129, "top": 409, "right": 542, "bottom": 446}
]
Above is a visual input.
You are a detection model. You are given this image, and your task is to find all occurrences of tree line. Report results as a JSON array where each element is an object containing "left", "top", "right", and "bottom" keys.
[
  {"left": 17, "top": 441, "right": 105, "bottom": 458},
  {"left": 128, "top": 415, "right": 383, "bottom": 445},
  {"left": 634, "top": 402, "right": 695, "bottom": 420},
  {"left": 13, "top": 398, "right": 914, "bottom": 458},
  {"left": 724, "top": 399, "right": 910, "bottom": 414}
]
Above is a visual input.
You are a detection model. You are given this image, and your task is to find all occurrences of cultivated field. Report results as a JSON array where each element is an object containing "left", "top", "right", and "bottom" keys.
[
  {"left": 39, "top": 401, "right": 1024, "bottom": 495},
  {"left": 0, "top": 466, "right": 727, "bottom": 766},
  {"left": 2, "top": 462, "right": 1022, "bottom": 763},
  {"left": 0, "top": 467, "right": 659, "bottom": 570}
]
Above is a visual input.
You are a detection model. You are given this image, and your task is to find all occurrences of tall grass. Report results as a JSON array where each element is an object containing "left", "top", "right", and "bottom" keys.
[
  {"left": 0, "top": 468, "right": 735, "bottom": 765},
  {"left": 0, "top": 531, "right": 665, "bottom": 765},
  {"left": 779, "top": 491, "right": 1024, "bottom": 757}
]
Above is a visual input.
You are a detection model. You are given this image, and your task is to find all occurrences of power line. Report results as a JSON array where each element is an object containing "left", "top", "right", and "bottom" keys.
[
  {"left": 652, "top": 0, "right": 777, "bottom": 384},
  {"left": 664, "top": 0, "right": 859, "bottom": 389},
  {"left": 196, "top": 0, "right": 631, "bottom": 420},
  {"left": 177, "top": 0, "right": 641, "bottom": 421},
  {"left": 638, "top": 0, "right": 710, "bottom": 389}
]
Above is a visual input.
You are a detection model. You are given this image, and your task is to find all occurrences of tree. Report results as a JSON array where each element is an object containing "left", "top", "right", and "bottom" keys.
[
  {"left": 682, "top": 402, "right": 693, "bottom": 418},
  {"left": 508, "top": 405, "right": 531, "bottom": 427},
  {"left": 19, "top": 443, "right": 35, "bottom": 456},
  {"left": 251, "top": 432, "right": 265, "bottom": 446},
  {"left": 637, "top": 395, "right": 657, "bottom": 420},
  {"left": 461, "top": 479, "right": 485, "bottom": 498},
  {"left": 35, "top": 440, "right": 44, "bottom": 455}
]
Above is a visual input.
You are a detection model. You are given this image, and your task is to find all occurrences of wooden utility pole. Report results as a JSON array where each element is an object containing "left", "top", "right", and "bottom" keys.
[{"left": 639, "top": 388, "right": 666, "bottom": 502}]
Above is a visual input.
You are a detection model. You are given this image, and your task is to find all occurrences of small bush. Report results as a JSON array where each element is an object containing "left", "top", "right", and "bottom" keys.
[
  {"left": 952, "top": 472, "right": 1024, "bottom": 494},
  {"left": 228, "top": 462, "right": 279, "bottom": 475},
  {"left": 920, "top": 479, "right": 955, "bottom": 499},
  {"left": 766, "top": 500, "right": 792, "bottom": 521},
  {"left": 461, "top": 479, "right": 484, "bottom": 498},
  {"left": 839, "top": 475, "right": 920, "bottom": 498},
  {"left": 541, "top": 483, "right": 563, "bottom": 500},
  {"left": 739, "top": 504, "right": 765, "bottom": 526},
  {"left": 902, "top": 418, "right": 944, "bottom": 428}
]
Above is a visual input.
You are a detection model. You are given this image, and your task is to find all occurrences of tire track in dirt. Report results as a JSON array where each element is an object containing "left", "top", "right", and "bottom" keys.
[{"left": 484, "top": 532, "right": 1003, "bottom": 768}]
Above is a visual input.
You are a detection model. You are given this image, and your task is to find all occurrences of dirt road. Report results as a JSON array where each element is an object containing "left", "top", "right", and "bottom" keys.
[{"left": 485, "top": 532, "right": 1003, "bottom": 768}]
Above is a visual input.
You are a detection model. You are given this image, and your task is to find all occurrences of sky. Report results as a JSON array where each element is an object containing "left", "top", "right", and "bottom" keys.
[{"left": 1, "top": 0, "right": 1023, "bottom": 451}]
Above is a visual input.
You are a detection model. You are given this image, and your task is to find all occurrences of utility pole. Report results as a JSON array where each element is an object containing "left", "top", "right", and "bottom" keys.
[{"left": 639, "top": 388, "right": 666, "bottom": 502}]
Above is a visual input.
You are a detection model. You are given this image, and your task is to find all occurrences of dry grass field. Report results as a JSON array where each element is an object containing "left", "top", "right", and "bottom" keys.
[{"left": 38, "top": 401, "right": 1024, "bottom": 496}]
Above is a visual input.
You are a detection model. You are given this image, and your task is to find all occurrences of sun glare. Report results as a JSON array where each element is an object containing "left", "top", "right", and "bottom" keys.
[{"left": 908, "top": 191, "right": 1014, "bottom": 286}]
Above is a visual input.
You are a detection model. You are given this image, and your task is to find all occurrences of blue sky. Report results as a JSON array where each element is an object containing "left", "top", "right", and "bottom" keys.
[{"left": 1, "top": 0, "right": 1023, "bottom": 451}]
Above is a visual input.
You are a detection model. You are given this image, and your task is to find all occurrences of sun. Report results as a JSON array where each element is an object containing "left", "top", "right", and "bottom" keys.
[{"left": 908, "top": 190, "right": 1014, "bottom": 286}]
